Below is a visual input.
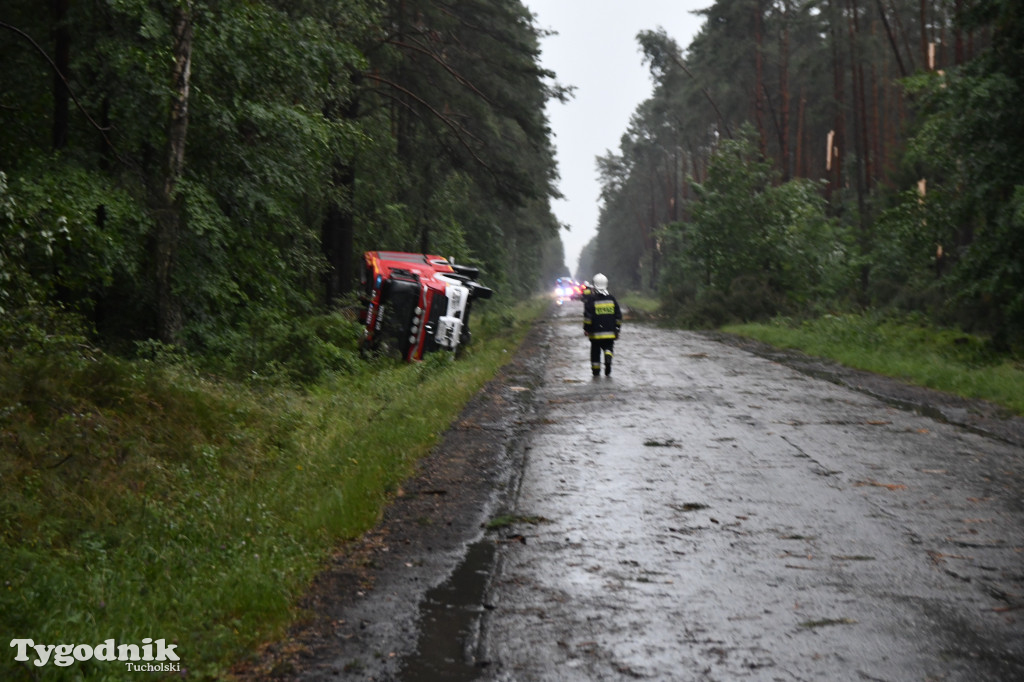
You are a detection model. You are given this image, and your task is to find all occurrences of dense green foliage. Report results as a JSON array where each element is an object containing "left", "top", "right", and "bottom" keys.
[
  {"left": 1, "top": 0, "right": 567, "bottom": 360},
  {"left": 584, "top": 0, "right": 1024, "bottom": 354},
  {"left": 0, "top": 298, "right": 547, "bottom": 680},
  {"left": 660, "top": 128, "right": 844, "bottom": 325},
  {"left": 1, "top": 3, "right": 566, "bottom": 676}
]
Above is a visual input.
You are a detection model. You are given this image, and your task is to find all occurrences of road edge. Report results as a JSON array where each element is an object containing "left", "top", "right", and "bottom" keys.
[
  {"left": 702, "top": 330, "right": 1024, "bottom": 448},
  {"left": 231, "top": 306, "right": 556, "bottom": 680}
]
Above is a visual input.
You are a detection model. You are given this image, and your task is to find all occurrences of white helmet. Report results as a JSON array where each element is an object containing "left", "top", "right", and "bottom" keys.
[{"left": 593, "top": 273, "right": 609, "bottom": 294}]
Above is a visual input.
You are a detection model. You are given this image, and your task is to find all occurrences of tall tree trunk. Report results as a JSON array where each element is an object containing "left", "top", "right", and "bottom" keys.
[
  {"left": 795, "top": 92, "right": 806, "bottom": 178},
  {"left": 51, "top": 0, "right": 69, "bottom": 150},
  {"left": 778, "top": 0, "right": 792, "bottom": 181},
  {"left": 753, "top": 0, "right": 769, "bottom": 157},
  {"left": 847, "top": 0, "right": 871, "bottom": 298},
  {"left": 849, "top": 0, "right": 872, "bottom": 193},
  {"left": 872, "top": 56, "right": 884, "bottom": 180},
  {"left": 322, "top": 73, "right": 361, "bottom": 306},
  {"left": 322, "top": 164, "right": 355, "bottom": 306},
  {"left": 645, "top": 166, "right": 656, "bottom": 289},
  {"left": 827, "top": 0, "right": 845, "bottom": 200},
  {"left": 670, "top": 146, "right": 680, "bottom": 223},
  {"left": 154, "top": 2, "right": 192, "bottom": 343},
  {"left": 953, "top": 0, "right": 964, "bottom": 65},
  {"left": 889, "top": 0, "right": 918, "bottom": 72},
  {"left": 919, "top": 0, "right": 929, "bottom": 68}
]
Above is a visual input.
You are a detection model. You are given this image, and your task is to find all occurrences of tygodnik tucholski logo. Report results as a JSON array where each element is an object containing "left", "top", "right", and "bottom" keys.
[{"left": 10, "top": 638, "right": 180, "bottom": 672}]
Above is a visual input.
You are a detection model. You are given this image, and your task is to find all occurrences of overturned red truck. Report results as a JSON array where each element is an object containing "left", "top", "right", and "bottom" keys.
[{"left": 358, "top": 251, "right": 493, "bottom": 361}]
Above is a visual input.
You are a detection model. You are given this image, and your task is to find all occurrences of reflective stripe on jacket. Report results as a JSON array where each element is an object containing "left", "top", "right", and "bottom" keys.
[{"left": 584, "top": 292, "right": 622, "bottom": 339}]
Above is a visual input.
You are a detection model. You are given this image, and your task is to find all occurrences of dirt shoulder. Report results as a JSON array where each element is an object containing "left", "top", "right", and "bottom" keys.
[{"left": 232, "top": 314, "right": 554, "bottom": 680}]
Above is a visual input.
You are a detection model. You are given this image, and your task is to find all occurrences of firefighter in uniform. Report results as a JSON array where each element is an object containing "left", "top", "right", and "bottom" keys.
[
  {"left": 583, "top": 273, "right": 622, "bottom": 377},
  {"left": 579, "top": 281, "right": 592, "bottom": 302}
]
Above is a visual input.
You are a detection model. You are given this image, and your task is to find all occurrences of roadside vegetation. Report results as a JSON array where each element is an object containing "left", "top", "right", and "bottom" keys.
[
  {"left": 619, "top": 292, "right": 662, "bottom": 317},
  {"left": 1, "top": 3, "right": 562, "bottom": 674},
  {"left": 580, "top": 1, "right": 1024, "bottom": 377},
  {"left": 579, "top": 2, "right": 1024, "bottom": 420},
  {"left": 617, "top": 293, "right": 1024, "bottom": 417},
  {"left": 4, "top": 0, "right": 1022, "bottom": 676},
  {"left": 0, "top": 298, "right": 547, "bottom": 681},
  {"left": 724, "top": 314, "right": 1024, "bottom": 417}
]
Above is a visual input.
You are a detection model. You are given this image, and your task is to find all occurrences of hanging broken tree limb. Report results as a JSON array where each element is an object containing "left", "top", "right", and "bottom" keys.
[
  {"left": 386, "top": 36, "right": 494, "bottom": 105},
  {"left": 875, "top": 0, "right": 909, "bottom": 77},
  {"left": 0, "top": 20, "right": 128, "bottom": 166},
  {"left": 362, "top": 71, "right": 490, "bottom": 170},
  {"left": 667, "top": 52, "right": 733, "bottom": 139}
]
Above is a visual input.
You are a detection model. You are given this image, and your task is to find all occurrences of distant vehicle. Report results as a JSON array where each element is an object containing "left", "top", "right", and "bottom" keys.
[
  {"left": 359, "top": 251, "right": 493, "bottom": 361},
  {"left": 554, "top": 277, "right": 582, "bottom": 304}
]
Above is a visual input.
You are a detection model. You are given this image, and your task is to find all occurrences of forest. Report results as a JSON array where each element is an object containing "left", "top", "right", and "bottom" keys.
[
  {"left": 1, "top": 0, "right": 568, "bottom": 375},
  {"left": 1, "top": 2, "right": 1021, "bottom": 675},
  {"left": 3, "top": 1, "right": 1021, "bottom": 365},
  {"left": 580, "top": 0, "right": 1023, "bottom": 352},
  {"left": 2, "top": 4, "right": 571, "bottom": 672}
]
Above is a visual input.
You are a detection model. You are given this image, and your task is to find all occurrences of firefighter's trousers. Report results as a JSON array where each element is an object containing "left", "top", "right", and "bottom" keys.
[{"left": 590, "top": 338, "right": 615, "bottom": 376}]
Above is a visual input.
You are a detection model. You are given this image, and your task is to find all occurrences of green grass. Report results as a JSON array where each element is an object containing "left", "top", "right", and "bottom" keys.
[
  {"left": 723, "top": 313, "right": 1024, "bottom": 416},
  {"left": 0, "top": 297, "right": 547, "bottom": 680},
  {"left": 619, "top": 291, "right": 661, "bottom": 315}
]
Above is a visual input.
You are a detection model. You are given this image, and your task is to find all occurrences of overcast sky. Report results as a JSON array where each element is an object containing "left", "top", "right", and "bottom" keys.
[{"left": 524, "top": 1, "right": 710, "bottom": 278}]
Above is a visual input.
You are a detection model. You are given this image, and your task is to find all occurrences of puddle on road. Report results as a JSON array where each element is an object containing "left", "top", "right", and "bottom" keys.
[{"left": 398, "top": 539, "right": 496, "bottom": 681}]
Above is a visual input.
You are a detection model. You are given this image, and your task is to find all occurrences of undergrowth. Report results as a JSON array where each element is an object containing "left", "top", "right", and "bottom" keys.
[{"left": 0, "top": 297, "right": 547, "bottom": 680}]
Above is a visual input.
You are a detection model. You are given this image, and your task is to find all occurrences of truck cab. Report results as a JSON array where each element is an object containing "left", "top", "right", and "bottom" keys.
[{"left": 359, "top": 251, "right": 493, "bottom": 361}]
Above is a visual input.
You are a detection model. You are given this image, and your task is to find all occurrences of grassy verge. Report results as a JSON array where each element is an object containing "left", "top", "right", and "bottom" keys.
[
  {"left": 0, "top": 297, "right": 548, "bottom": 681},
  {"left": 619, "top": 292, "right": 661, "bottom": 316},
  {"left": 723, "top": 313, "right": 1024, "bottom": 416}
]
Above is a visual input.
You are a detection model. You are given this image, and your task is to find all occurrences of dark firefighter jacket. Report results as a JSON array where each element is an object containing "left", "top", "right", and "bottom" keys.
[{"left": 583, "top": 291, "right": 622, "bottom": 340}]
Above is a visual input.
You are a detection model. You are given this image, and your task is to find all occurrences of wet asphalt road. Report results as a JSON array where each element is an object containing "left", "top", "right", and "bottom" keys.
[{"left": 476, "top": 302, "right": 1024, "bottom": 681}]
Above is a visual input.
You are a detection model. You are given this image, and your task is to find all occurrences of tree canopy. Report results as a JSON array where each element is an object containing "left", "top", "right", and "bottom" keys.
[
  {"left": 1, "top": 0, "right": 568, "bottom": 369},
  {"left": 4, "top": 0, "right": 1022, "bottom": 360},
  {"left": 585, "top": 0, "right": 1023, "bottom": 349}
]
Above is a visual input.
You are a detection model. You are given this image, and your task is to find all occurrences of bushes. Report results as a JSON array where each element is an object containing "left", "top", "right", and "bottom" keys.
[
  {"left": 194, "top": 310, "right": 365, "bottom": 384},
  {"left": 659, "top": 128, "right": 850, "bottom": 325},
  {"left": 0, "top": 163, "right": 151, "bottom": 321},
  {"left": 662, "top": 273, "right": 787, "bottom": 329}
]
